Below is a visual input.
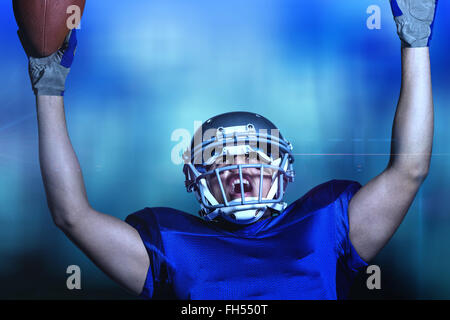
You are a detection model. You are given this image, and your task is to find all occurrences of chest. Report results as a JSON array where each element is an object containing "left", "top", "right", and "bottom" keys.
[{"left": 163, "top": 212, "right": 338, "bottom": 299}]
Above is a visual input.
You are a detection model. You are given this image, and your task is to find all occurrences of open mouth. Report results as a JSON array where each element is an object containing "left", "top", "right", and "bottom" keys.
[{"left": 227, "top": 174, "right": 254, "bottom": 199}]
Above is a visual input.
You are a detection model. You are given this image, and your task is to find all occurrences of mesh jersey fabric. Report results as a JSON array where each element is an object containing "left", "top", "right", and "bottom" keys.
[{"left": 125, "top": 179, "right": 368, "bottom": 300}]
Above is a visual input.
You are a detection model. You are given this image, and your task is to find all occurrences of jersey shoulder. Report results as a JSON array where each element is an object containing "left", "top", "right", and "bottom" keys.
[
  {"left": 125, "top": 206, "right": 222, "bottom": 235},
  {"left": 286, "top": 179, "right": 362, "bottom": 218}
]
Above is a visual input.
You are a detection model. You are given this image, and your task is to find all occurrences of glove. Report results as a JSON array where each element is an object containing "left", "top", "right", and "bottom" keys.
[
  {"left": 390, "top": 0, "right": 438, "bottom": 48},
  {"left": 18, "top": 29, "right": 77, "bottom": 96}
]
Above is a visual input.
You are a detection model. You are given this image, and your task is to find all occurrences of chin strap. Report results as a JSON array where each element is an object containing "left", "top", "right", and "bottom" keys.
[
  {"left": 199, "top": 178, "right": 219, "bottom": 206},
  {"left": 264, "top": 158, "right": 284, "bottom": 200}
]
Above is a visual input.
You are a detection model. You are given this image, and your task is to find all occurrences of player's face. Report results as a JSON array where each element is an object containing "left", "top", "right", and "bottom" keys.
[{"left": 206, "top": 154, "right": 275, "bottom": 204}]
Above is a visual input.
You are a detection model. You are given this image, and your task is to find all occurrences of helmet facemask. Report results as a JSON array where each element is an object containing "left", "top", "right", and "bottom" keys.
[{"left": 183, "top": 115, "right": 295, "bottom": 225}]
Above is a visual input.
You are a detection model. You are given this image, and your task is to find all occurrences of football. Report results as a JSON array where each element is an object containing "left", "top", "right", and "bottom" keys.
[{"left": 13, "top": 0, "right": 86, "bottom": 57}]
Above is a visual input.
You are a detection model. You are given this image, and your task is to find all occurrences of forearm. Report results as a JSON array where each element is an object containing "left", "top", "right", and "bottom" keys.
[
  {"left": 388, "top": 47, "right": 434, "bottom": 179},
  {"left": 36, "top": 95, "right": 90, "bottom": 226}
]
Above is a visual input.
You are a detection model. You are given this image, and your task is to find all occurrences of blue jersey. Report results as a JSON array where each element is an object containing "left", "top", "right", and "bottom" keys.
[{"left": 125, "top": 179, "right": 368, "bottom": 300}]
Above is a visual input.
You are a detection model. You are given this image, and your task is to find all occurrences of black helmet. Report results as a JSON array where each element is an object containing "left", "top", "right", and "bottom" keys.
[{"left": 183, "top": 111, "right": 295, "bottom": 224}]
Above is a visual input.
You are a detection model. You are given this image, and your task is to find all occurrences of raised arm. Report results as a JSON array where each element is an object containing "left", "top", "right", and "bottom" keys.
[
  {"left": 22, "top": 31, "right": 149, "bottom": 295},
  {"left": 348, "top": 0, "right": 437, "bottom": 262}
]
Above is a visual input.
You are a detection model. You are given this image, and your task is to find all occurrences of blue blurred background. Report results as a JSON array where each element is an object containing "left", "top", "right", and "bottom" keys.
[{"left": 0, "top": 0, "right": 449, "bottom": 299}]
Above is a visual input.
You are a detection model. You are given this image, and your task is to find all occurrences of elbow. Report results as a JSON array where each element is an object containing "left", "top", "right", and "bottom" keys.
[
  {"left": 49, "top": 204, "right": 89, "bottom": 231},
  {"left": 388, "top": 161, "right": 430, "bottom": 183},
  {"left": 51, "top": 210, "right": 77, "bottom": 230},
  {"left": 52, "top": 212, "right": 74, "bottom": 230},
  {"left": 407, "top": 164, "right": 430, "bottom": 182},
  {"left": 401, "top": 165, "right": 430, "bottom": 183}
]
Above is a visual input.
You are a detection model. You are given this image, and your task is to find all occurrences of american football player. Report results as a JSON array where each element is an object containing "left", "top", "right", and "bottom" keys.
[{"left": 19, "top": 0, "right": 437, "bottom": 299}]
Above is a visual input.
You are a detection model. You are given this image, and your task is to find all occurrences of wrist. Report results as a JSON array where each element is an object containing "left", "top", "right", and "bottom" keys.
[
  {"left": 35, "top": 89, "right": 65, "bottom": 96},
  {"left": 36, "top": 95, "right": 64, "bottom": 105}
]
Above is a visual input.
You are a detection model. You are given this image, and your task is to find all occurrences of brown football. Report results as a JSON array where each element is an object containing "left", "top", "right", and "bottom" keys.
[{"left": 13, "top": 0, "right": 86, "bottom": 57}]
